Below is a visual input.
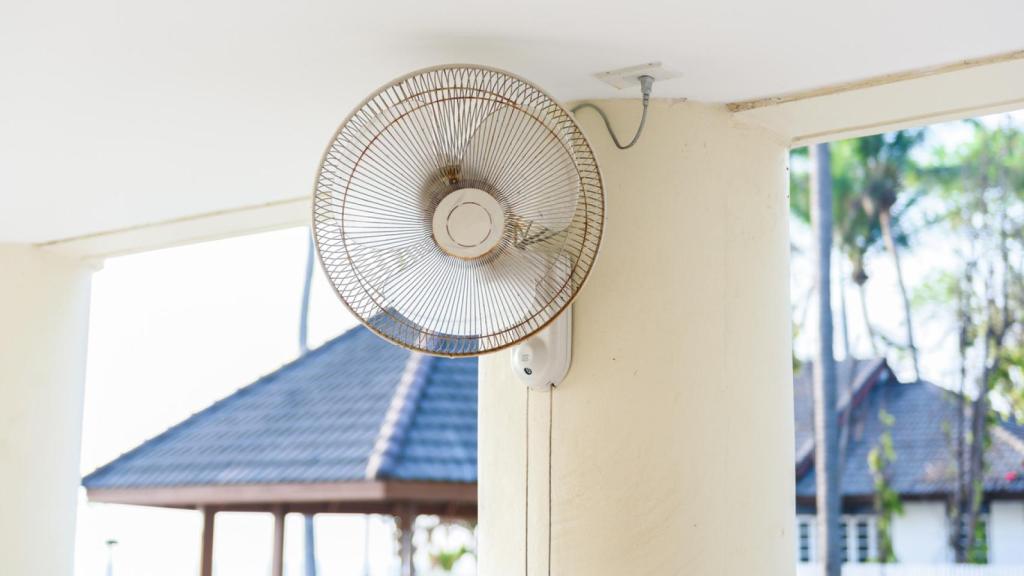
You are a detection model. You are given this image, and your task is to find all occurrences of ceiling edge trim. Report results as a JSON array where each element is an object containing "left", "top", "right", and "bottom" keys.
[
  {"left": 37, "top": 196, "right": 310, "bottom": 260},
  {"left": 727, "top": 49, "right": 1024, "bottom": 113}
]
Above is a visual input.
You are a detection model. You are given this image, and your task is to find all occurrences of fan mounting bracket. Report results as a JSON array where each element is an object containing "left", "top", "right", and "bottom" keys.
[
  {"left": 512, "top": 307, "right": 572, "bottom": 391},
  {"left": 594, "top": 62, "right": 681, "bottom": 90}
]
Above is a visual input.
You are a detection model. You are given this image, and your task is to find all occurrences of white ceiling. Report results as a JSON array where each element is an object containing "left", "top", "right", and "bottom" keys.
[{"left": 2, "top": 0, "right": 1022, "bottom": 243}]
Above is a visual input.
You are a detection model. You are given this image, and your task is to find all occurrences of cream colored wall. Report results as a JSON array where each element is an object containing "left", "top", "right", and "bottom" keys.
[
  {"left": 0, "top": 245, "right": 94, "bottom": 575},
  {"left": 479, "top": 100, "right": 795, "bottom": 575}
]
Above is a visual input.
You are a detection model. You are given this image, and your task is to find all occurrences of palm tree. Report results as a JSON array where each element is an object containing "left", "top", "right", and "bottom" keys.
[
  {"left": 845, "top": 242, "right": 878, "bottom": 356},
  {"left": 830, "top": 139, "right": 885, "bottom": 358},
  {"left": 810, "top": 143, "right": 841, "bottom": 576},
  {"left": 792, "top": 141, "right": 884, "bottom": 358},
  {"left": 856, "top": 130, "right": 926, "bottom": 380}
]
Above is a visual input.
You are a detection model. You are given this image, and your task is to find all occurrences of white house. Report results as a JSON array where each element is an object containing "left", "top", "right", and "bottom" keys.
[{"left": 793, "top": 359, "right": 1024, "bottom": 566}]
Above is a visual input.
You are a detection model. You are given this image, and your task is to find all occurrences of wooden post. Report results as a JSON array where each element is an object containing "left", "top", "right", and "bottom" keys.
[
  {"left": 303, "top": 513, "right": 317, "bottom": 576},
  {"left": 200, "top": 507, "right": 216, "bottom": 576},
  {"left": 398, "top": 506, "right": 416, "bottom": 576},
  {"left": 272, "top": 508, "right": 286, "bottom": 576}
]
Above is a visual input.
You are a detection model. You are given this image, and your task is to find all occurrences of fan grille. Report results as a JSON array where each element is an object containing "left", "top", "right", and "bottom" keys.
[{"left": 313, "top": 65, "right": 604, "bottom": 356}]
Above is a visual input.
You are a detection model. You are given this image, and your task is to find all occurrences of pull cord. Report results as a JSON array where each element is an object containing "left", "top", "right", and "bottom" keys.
[
  {"left": 571, "top": 75, "right": 654, "bottom": 150},
  {"left": 525, "top": 388, "right": 555, "bottom": 576},
  {"left": 525, "top": 392, "right": 530, "bottom": 576}
]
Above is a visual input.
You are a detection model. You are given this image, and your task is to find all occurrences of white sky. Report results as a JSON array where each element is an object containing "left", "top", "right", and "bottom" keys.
[{"left": 76, "top": 111, "right": 1022, "bottom": 575}]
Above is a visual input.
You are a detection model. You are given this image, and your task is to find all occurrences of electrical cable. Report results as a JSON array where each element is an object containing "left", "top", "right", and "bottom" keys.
[{"left": 571, "top": 75, "right": 654, "bottom": 150}]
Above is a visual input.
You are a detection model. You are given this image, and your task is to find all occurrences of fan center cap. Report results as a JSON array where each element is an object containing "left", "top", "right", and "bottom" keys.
[
  {"left": 432, "top": 188, "right": 505, "bottom": 259},
  {"left": 448, "top": 203, "right": 491, "bottom": 246}
]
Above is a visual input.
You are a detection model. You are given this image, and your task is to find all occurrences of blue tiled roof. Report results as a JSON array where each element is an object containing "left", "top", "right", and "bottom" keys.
[
  {"left": 82, "top": 326, "right": 477, "bottom": 489},
  {"left": 381, "top": 357, "right": 477, "bottom": 482},
  {"left": 794, "top": 360, "right": 1024, "bottom": 498},
  {"left": 87, "top": 337, "right": 1023, "bottom": 501}
]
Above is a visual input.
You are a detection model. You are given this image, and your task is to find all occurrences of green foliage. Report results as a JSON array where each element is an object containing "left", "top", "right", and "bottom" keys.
[
  {"left": 789, "top": 118, "right": 1024, "bottom": 563},
  {"left": 868, "top": 409, "right": 902, "bottom": 563},
  {"left": 856, "top": 130, "right": 927, "bottom": 212},
  {"left": 997, "top": 345, "right": 1024, "bottom": 419},
  {"left": 912, "top": 270, "right": 958, "bottom": 310},
  {"left": 790, "top": 131, "right": 923, "bottom": 294},
  {"left": 793, "top": 321, "right": 803, "bottom": 372},
  {"left": 791, "top": 142, "right": 883, "bottom": 257},
  {"left": 431, "top": 545, "right": 471, "bottom": 572},
  {"left": 967, "top": 518, "right": 989, "bottom": 564},
  {"left": 925, "top": 117, "right": 1024, "bottom": 563},
  {"left": 790, "top": 146, "right": 811, "bottom": 225},
  {"left": 421, "top": 518, "right": 476, "bottom": 574},
  {"left": 928, "top": 119, "right": 1024, "bottom": 396}
]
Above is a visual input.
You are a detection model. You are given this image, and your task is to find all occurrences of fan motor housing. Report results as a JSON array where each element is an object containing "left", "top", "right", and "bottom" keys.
[{"left": 431, "top": 188, "right": 506, "bottom": 260}]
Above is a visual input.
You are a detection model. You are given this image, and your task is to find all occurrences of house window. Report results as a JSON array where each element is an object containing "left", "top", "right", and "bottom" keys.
[
  {"left": 796, "top": 516, "right": 815, "bottom": 563},
  {"left": 796, "top": 514, "right": 877, "bottom": 564},
  {"left": 844, "top": 515, "right": 877, "bottom": 563},
  {"left": 798, "top": 519, "right": 812, "bottom": 562},
  {"left": 840, "top": 519, "right": 849, "bottom": 563},
  {"left": 855, "top": 518, "right": 871, "bottom": 562}
]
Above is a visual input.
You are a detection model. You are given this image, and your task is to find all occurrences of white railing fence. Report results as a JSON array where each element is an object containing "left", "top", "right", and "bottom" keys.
[{"left": 797, "top": 565, "right": 1024, "bottom": 576}]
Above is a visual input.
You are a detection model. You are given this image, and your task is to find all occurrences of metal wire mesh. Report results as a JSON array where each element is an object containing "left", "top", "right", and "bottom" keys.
[{"left": 313, "top": 65, "right": 604, "bottom": 356}]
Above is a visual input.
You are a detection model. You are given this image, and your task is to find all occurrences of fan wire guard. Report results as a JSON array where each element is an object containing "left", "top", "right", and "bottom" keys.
[{"left": 314, "top": 65, "right": 604, "bottom": 356}]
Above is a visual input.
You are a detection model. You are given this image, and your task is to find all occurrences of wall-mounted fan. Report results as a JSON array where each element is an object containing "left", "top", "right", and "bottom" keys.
[{"left": 313, "top": 65, "right": 605, "bottom": 388}]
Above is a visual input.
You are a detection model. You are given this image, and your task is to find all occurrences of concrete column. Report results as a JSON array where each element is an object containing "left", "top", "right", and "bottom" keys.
[
  {"left": 478, "top": 101, "right": 795, "bottom": 575},
  {"left": 0, "top": 244, "right": 94, "bottom": 575}
]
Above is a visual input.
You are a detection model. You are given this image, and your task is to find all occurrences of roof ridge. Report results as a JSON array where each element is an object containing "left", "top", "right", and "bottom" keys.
[
  {"left": 364, "top": 352, "right": 433, "bottom": 480},
  {"left": 82, "top": 324, "right": 367, "bottom": 486},
  {"left": 794, "top": 358, "right": 891, "bottom": 482},
  {"left": 839, "top": 357, "right": 887, "bottom": 411}
]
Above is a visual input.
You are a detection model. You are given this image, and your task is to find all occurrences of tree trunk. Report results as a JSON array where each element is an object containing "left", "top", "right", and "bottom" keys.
[
  {"left": 964, "top": 355, "right": 991, "bottom": 560},
  {"left": 878, "top": 210, "right": 920, "bottom": 381},
  {"left": 965, "top": 268, "right": 1009, "bottom": 560},
  {"left": 837, "top": 254, "right": 853, "bottom": 479},
  {"left": 950, "top": 269, "right": 972, "bottom": 562},
  {"left": 856, "top": 280, "right": 880, "bottom": 357},
  {"left": 812, "top": 143, "right": 842, "bottom": 576},
  {"left": 963, "top": 196, "right": 1012, "bottom": 561},
  {"left": 837, "top": 253, "right": 852, "bottom": 360}
]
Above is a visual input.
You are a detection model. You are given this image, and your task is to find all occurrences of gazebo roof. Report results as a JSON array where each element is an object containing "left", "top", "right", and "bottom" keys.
[{"left": 83, "top": 325, "right": 477, "bottom": 515}]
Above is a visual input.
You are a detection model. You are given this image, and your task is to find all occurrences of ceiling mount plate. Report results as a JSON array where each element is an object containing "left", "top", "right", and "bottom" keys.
[{"left": 594, "top": 62, "right": 681, "bottom": 90}]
